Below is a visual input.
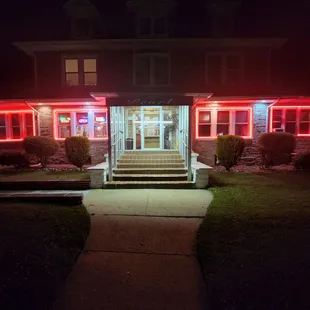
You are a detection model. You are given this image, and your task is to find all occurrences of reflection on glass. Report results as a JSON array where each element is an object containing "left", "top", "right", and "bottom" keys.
[
  {"left": 76, "top": 113, "right": 89, "bottom": 137},
  {"left": 58, "top": 113, "right": 71, "bottom": 138},
  {"left": 94, "top": 113, "right": 107, "bottom": 138}
]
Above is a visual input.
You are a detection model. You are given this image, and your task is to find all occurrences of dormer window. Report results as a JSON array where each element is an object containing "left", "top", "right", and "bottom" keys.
[{"left": 137, "top": 16, "right": 168, "bottom": 37}]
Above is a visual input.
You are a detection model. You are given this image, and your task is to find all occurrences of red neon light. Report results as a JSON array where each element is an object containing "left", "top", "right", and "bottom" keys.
[
  {"left": 53, "top": 108, "right": 108, "bottom": 140},
  {"left": 195, "top": 107, "right": 253, "bottom": 139},
  {"left": 0, "top": 111, "right": 35, "bottom": 142},
  {"left": 269, "top": 106, "right": 310, "bottom": 137}
]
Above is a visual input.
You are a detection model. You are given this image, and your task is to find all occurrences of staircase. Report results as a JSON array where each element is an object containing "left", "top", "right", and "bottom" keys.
[{"left": 104, "top": 151, "right": 194, "bottom": 189}]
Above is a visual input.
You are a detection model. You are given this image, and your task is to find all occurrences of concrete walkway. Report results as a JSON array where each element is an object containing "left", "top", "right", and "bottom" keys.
[
  {"left": 84, "top": 189, "right": 213, "bottom": 217},
  {"left": 52, "top": 189, "right": 213, "bottom": 310}
]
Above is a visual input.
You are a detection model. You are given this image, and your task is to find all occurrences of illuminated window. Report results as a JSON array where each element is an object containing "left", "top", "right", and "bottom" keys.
[
  {"left": 134, "top": 54, "right": 170, "bottom": 86},
  {"left": 54, "top": 110, "right": 107, "bottom": 139},
  {"left": 0, "top": 112, "right": 34, "bottom": 141},
  {"left": 206, "top": 53, "right": 242, "bottom": 85},
  {"left": 137, "top": 16, "right": 167, "bottom": 37},
  {"left": 197, "top": 108, "right": 252, "bottom": 138},
  {"left": 270, "top": 108, "right": 310, "bottom": 135},
  {"left": 64, "top": 57, "right": 97, "bottom": 86}
]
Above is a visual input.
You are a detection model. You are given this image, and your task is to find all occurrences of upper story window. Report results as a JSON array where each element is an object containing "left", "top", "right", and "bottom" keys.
[
  {"left": 270, "top": 107, "right": 310, "bottom": 136},
  {"left": 206, "top": 53, "right": 243, "bottom": 85},
  {"left": 137, "top": 16, "right": 168, "bottom": 37},
  {"left": 64, "top": 57, "right": 97, "bottom": 87},
  {"left": 134, "top": 54, "right": 170, "bottom": 86},
  {"left": 74, "top": 17, "right": 93, "bottom": 39},
  {"left": 0, "top": 112, "right": 35, "bottom": 141},
  {"left": 54, "top": 109, "right": 107, "bottom": 140},
  {"left": 196, "top": 108, "right": 252, "bottom": 139}
]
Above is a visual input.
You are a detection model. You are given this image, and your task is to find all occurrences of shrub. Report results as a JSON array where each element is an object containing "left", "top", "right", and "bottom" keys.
[
  {"left": 258, "top": 132, "right": 296, "bottom": 168},
  {"left": 23, "top": 136, "right": 59, "bottom": 168},
  {"left": 0, "top": 150, "right": 30, "bottom": 168},
  {"left": 216, "top": 135, "right": 246, "bottom": 171},
  {"left": 294, "top": 153, "right": 310, "bottom": 171},
  {"left": 65, "top": 136, "right": 90, "bottom": 170}
]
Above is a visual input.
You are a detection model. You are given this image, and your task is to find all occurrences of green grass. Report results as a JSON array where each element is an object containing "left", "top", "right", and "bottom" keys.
[
  {"left": 0, "top": 170, "right": 90, "bottom": 181},
  {"left": 0, "top": 202, "right": 90, "bottom": 310},
  {"left": 197, "top": 172, "right": 310, "bottom": 310}
]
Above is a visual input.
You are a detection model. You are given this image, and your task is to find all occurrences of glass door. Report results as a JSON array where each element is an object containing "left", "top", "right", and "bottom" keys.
[{"left": 142, "top": 107, "right": 161, "bottom": 150}]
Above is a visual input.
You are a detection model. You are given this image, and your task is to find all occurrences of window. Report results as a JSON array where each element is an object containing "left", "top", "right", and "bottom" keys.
[
  {"left": 196, "top": 108, "right": 252, "bottom": 138},
  {"left": 137, "top": 16, "right": 167, "bottom": 37},
  {"left": 54, "top": 110, "right": 107, "bottom": 140},
  {"left": 206, "top": 53, "right": 242, "bottom": 85},
  {"left": 74, "top": 18, "right": 92, "bottom": 39},
  {"left": 270, "top": 107, "right": 310, "bottom": 136},
  {"left": 0, "top": 112, "right": 34, "bottom": 141},
  {"left": 134, "top": 54, "right": 170, "bottom": 86},
  {"left": 64, "top": 57, "right": 97, "bottom": 86}
]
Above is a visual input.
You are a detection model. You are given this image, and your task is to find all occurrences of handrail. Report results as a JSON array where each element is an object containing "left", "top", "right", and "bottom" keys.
[{"left": 112, "top": 137, "right": 122, "bottom": 147}]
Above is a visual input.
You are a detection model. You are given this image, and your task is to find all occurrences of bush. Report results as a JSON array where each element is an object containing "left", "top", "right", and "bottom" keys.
[
  {"left": 65, "top": 136, "right": 90, "bottom": 170},
  {"left": 295, "top": 153, "right": 310, "bottom": 171},
  {"left": 216, "top": 135, "right": 246, "bottom": 171},
  {"left": 258, "top": 132, "right": 296, "bottom": 168},
  {"left": 23, "top": 136, "right": 59, "bottom": 168},
  {"left": 0, "top": 150, "right": 30, "bottom": 168}
]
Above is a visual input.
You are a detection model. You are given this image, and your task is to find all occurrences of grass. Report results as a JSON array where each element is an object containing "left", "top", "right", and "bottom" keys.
[
  {"left": 0, "top": 170, "right": 90, "bottom": 181},
  {"left": 197, "top": 172, "right": 310, "bottom": 310},
  {"left": 0, "top": 202, "right": 90, "bottom": 310}
]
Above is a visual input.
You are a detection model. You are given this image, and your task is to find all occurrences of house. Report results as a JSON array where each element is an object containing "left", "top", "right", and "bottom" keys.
[{"left": 1, "top": 0, "right": 310, "bottom": 185}]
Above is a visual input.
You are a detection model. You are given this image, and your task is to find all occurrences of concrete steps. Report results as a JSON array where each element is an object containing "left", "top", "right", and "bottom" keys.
[{"left": 110, "top": 151, "right": 192, "bottom": 188}]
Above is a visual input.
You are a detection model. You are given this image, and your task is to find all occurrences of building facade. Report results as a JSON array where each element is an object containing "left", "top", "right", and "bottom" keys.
[{"left": 1, "top": 0, "right": 310, "bottom": 172}]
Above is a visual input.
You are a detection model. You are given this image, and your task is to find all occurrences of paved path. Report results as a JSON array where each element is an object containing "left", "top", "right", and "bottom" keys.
[
  {"left": 53, "top": 189, "right": 212, "bottom": 310},
  {"left": 84, "top": 189, "right": 213, "bottom": 217}
]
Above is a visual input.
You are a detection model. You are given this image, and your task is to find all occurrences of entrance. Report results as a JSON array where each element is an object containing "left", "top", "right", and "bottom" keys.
[{"left": 125, "top": 106, "right": 178, "bottom": 151}]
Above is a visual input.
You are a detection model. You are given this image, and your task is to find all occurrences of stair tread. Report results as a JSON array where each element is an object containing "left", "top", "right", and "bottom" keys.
[
  {"left": 113, "top": 174, "right": 188, "bottom": 177},
  {"left": 106, "top": 181, "right": 193, "bottom": 184},
  {"left": 115, "top": 168, "right": 187, "bottom": 171}
]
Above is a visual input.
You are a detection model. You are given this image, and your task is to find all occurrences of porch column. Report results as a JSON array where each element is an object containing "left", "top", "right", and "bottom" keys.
[
  {"left": 187, "top": 105, "right": 192, "bottom": 182},
  {"left": 107, "top": 104, "right": 113, "bottom": 182}
]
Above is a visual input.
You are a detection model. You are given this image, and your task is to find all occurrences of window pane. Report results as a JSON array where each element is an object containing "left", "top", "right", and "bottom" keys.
[
  {"left": 58, "top": 113, "right": 71, "bottom": 138},
  {"left": 217, "top": 111, "right": 229, "bottom": 123},
  {"left": 76, "top": 113, "right": 89, "bottom": 137},
  {"left": 58, "top": 113, "right": 71, "bottom": 124},
  {"left": 11, "top": 114, "right": 20, "bottom": 126},
  {"left": 272, "top": 122, "right": 282, "bottom": 129},
  {"left": 226, "top": 54, "right": 241, "bottom": 70},
  {"left": 272, "top": 109, "right": 283, "bottom": 122},
  {"left": 286, "top": 110, "right": 296, "bottom": 121},
  {"left": 65, "top": 59, "right": 78, "bottom": 73},
  {"left": 0, "top": 128, "right": 6, "bottom": 139},
  {"left": 154, "top": 56, "right": 169, "bottom": 85},
  {"left": 84, "top": 59, "right": 96, "bottom": 72},
  {"left": 207, "top": 55, "right": 222, "bottom": 84},
  {"left": 235, "top": 124, "right": 248, "bottom": 136},
  {"left": 300, "top": 123, "right": 310, "bottom": 134},
  {"left": 25, "top": 114, "right": 33, "bottom": 126},
  {"left": 66, "top": 73, "right": 79, "bottom": 86},
  {"left": 12, "top": 127, "right": 21, "bottom": 139},
  {"left": 300, "top": 110, "right": 310, "bottom": 122},
  {"left": 199, "top": 111, "right": 211, "bottom": 123},
  {"left": 138, "top": 17, "right": 151, "bottom": 36},
  {"left": 0, "top": 115, "right": 5, "bottom": 126},
  {"left": 199, "top": 125, "right": 211, "bottom": 137},
  {"left": 84, "top": 73, "right": 97, "bottom": 86},
  {"left": 26, "top": 126, "right": 34, "bottom": 136},
  {"left": 94, "top": 113, "right": 107, "bottom": 138},
  {"left": 285, "top": 123, "right": 296, "bottom": 134},
  {"left": 59, "top": 126, "right": 71, "bottom": 138},
  {"left": 135, "top": 56, "right": 151, "bottom": 85},
  {"left": 154, "top": 17, "right": 166, "bottom": 36},
  {"left": 236, "top": 111, "right": 248, "bottom": 123},
  {"left": 217, "top": 125, "right": 229, "bottom": 135}
]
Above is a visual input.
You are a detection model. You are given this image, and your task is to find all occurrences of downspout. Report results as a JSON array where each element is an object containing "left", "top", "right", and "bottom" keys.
[
  {"left": 266, "top": 98, "right": 280, "bottom": 132},
  {"left": 24, "top": 101, "right": 42, "bottom": 136}
]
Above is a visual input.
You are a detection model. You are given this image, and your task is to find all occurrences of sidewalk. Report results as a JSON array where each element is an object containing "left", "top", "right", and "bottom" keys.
[{"left": 52, "top": 189, "right": 212, "bottom": 310}]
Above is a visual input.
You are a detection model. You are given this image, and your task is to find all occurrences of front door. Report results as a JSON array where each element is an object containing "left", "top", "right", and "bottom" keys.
[{"left": 141, "top": 107, "right": 161, "bottom": 150}]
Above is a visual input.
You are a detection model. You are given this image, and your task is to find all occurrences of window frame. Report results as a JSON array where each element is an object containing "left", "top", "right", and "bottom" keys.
[
  {"left": 53, "top": 108, "right": 108, "bottom": 141},
  {"left": 136, "top": 16, "right": 168, "bottom": 38},
  {"left": 205, "top": 52, "right": 244, "bottom": 85},
  {"left": 133, "top": 53, "right": 171, "bottom": 86},
  {"left": 0, "top": 111, "right": 35, "bottom": 142},
  {"left": 63, "top": 55, "right": 98, "bottom": 87},
  {"left": 269, "top": 106, "right": 310, "bottom": 136},
  {"left": 196, "top": 107, "right": 253, "bottom": 139}
]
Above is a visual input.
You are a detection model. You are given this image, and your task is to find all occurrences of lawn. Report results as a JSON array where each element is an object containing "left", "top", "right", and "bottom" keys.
[
  {"left": 0, "top": 170, "right": 90, "bottom": 181},
  {"left": 0, "top": 202, "right": 90, "bottom": 310},
  {"left": 197, "top": 172, "right": 310, "bottom": 310}
]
